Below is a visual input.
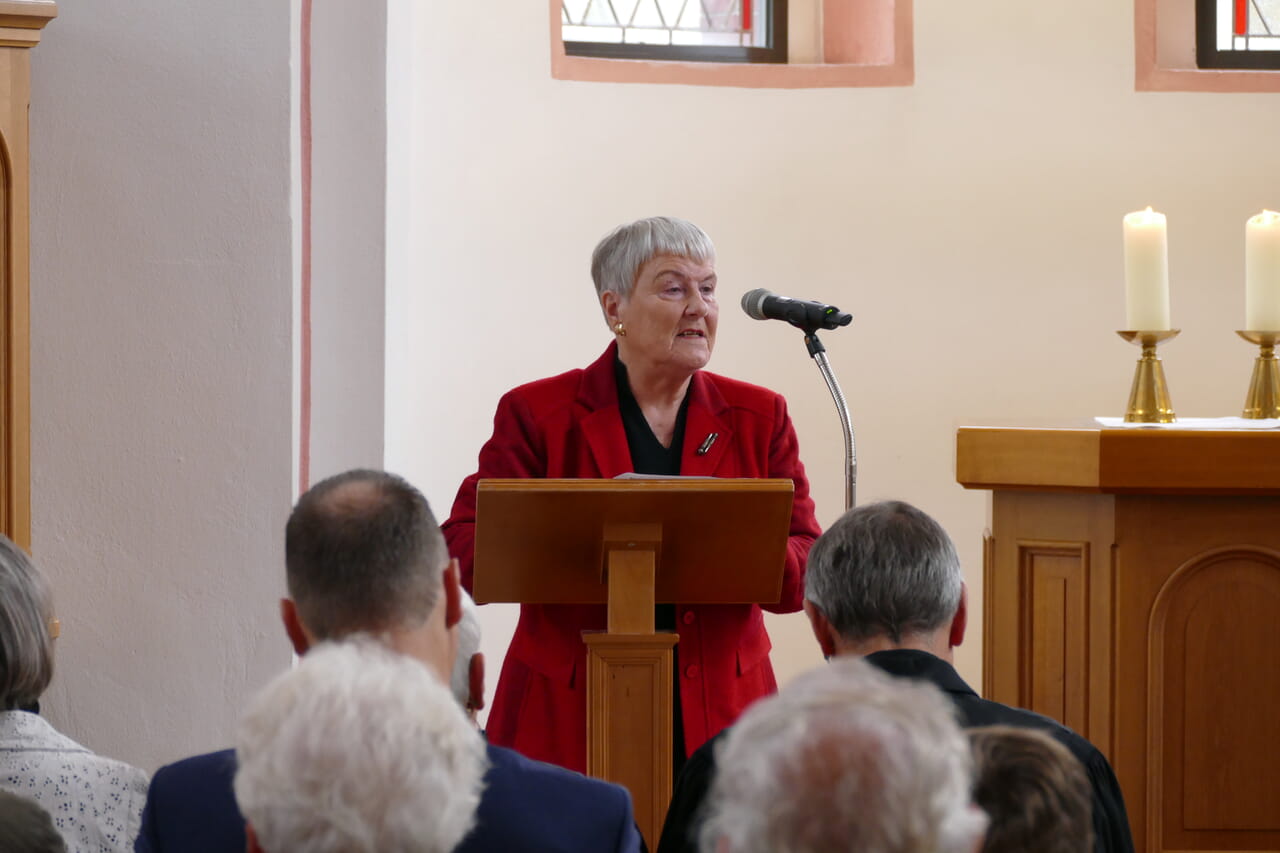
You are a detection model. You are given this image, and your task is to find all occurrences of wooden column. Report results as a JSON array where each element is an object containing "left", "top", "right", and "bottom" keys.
[
  {"left": 959, "top": 424, "right": 1280, "bottom": 853},
  {"left": 0, "top": 1, "right": 56, "bottom": 551},
  {"left": 586, "top": 522, "right": 677, "bottom": 852}
]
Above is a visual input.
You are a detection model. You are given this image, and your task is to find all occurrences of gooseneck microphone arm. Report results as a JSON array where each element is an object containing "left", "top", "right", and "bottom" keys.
[
  {"left": 741, "top": 289, "right": 856, "bottom": 511},
  {"left": 805, "top": 333, "right": 856, "bottom": 511}
]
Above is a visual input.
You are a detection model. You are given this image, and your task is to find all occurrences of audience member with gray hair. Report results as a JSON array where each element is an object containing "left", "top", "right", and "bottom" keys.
[
  {"left": 701, "top": 657, "right": 987, "bottom": 853},
  {"left": 234, "top": 638, "right": 488, "bottom": 853},
  {"left": 0, "top": 790, "right": 67, "bottom": 853},
  {"left": 138, "top": 468, "right": 643, "bottom": 853},
  {"left": 0, "top": 535, "right": 148, "bottom": 853},
  {"left": 659, "top": 501, "right": 1133, "bottom": 853},
  {"left": 969, "top": 726, "right": 1094, "bottom": 853}
]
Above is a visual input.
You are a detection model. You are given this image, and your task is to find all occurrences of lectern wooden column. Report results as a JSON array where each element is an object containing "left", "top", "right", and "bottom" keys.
[
  {"left": 957, "top": 423, "right": 1280, "bottom": 853},
  {"left": 473, "top": 477, "right": 794, "bottom": 849}
]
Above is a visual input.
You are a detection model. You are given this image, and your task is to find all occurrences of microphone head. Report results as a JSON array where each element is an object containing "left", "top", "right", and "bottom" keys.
[{"left": 740, "top": 288, "right": 773, "bottom": 321}]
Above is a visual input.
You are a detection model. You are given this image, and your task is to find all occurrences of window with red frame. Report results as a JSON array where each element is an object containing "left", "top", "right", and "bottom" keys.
[
  {"left": 1196, "top": 0, "right": 1280, "bottom": 68},
  {"left": 562, "top": 0, "right": 787, "bottom": 64}
]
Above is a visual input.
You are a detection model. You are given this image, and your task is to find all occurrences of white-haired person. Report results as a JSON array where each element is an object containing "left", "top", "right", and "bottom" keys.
[
  {"left": 0, "top": 535, "right": 148, "bottom": 853},
  {"left": 659, "top": 501, "right": 1133, "bottom": 853},
  {"left": 443, "top": 215, "right": 822, "bottom": 776},
  {"left": 234, "top": 639, "right": 487, "bottom": 853},
  {"left": 700, "top": 657, "right": 987, "bottom": 853}
]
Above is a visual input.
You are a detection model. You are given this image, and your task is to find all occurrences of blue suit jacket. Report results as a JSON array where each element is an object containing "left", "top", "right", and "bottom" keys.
[{"left": 136, "top": 743, "right": 643, "bottom": 853}]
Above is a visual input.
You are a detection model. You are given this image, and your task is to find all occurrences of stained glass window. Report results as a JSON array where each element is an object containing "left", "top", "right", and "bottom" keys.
[
  {"left": 562, "top": 0, "right": 787, "bottom": 64},
  {"left": 1196, "top": 0, "right": 1280, "bottom": 69}
]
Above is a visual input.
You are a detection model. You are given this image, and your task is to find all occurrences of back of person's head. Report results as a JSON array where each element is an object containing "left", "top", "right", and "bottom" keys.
[
  {"left": 0, "top": 790, "right": 66, "bottom": 853},
  {"left": 285, "top": 469, "right": 446, "bottom": 640},
  {"left": 701, "top": 657, "right": 986, "bottom": 853},
  {"left": 0, "top": 536, "right": 54, "bottom": 711},
  {"left": 450, "top": 589, "right": 483, "bottom": 714},
  {"left": 805, "top": 500, "right": 962, "bottom": 645},
  {"left": 234, "top": 638, "right": 488, "bottom": 853},
  {"left": 968, "top": 726, "right": 1093, "bottom": 853}
]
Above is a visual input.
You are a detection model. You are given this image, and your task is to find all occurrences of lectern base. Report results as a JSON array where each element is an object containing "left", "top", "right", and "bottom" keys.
[{"left": 584, "top": 632, "right": 678, "bottom": 852}]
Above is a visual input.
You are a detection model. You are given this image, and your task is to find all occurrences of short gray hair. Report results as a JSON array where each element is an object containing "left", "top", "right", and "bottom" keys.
[
  {"left": 285, "top": 470, "right": 447, "bottom": 640},
  {"left": 805, "top": 500, "right": 963, "bottom": 645},
  {"left": 0, "top": 536, "right": 54, "bottom": 710},
  {"left": 701, "top": 658, "right": 985, "bottom": 853},
  {"left": 234, "top": 638, "right": 489, "bottom": 853},
  {"left": 450, "top": 589, "right": 480, "bottom": 708},
  {"left": 590, "top": 216, "right": 716, "bottom": 302}
]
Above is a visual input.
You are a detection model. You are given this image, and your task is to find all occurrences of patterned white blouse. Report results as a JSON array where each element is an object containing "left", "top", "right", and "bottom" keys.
[{"left": 0, "top": 710, "right": 148, "bottom": 852}]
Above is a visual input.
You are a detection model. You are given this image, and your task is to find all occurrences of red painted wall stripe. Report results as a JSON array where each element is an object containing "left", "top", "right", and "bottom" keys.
[
  {"left": 1236, "top": 0, "right": 1248, "bottom": 35},
  {"left": 298, "top": 0, "right": 314, "bottom": 495}
]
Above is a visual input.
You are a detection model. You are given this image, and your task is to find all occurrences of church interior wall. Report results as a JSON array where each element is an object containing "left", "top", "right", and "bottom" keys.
[{"left": 18, "top": 0, "right": 1280, "bottom": 769}]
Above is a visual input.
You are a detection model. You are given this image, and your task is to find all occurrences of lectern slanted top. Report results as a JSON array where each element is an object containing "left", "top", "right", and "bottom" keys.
[{"left": 473, "top": 477, "right": 795, "bottom": 607}]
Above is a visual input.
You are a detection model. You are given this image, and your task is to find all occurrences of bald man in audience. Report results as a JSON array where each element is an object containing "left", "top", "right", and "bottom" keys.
[
  {"left": 700, "top": 658, "right": 987, "bottom": 853},
  {"left": 137, "top": 469, "right": 643, "bottom": 853},
  {"left": 658, "top": 500, "right": 1133, "bottom": 853}
]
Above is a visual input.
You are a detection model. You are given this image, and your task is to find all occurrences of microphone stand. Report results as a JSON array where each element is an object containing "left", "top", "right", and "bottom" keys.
[{"left": 803, "top": 332, "right": 856, "bottom": 511}]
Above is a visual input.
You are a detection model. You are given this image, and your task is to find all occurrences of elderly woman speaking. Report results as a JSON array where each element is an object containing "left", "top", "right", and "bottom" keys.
[{"left": 442, "top": 216, "right": 820, "bottom": 774}]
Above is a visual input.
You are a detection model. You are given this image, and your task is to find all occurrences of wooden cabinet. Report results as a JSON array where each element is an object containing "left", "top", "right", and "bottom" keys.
[
  {"left": 958, "top": 424, "right": 1280, "bottom": 853},
  {"left": 0, "top": 1, "right": 55, "bottom": 550}
]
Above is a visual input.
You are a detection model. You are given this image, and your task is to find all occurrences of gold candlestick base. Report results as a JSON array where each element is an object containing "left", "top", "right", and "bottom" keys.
[
  {"left": 1118, "top": 330, "right": 1179, "bottom": 423},
  {"left": 1236, "top": 331, "right": 1280, "bottom": 419}
]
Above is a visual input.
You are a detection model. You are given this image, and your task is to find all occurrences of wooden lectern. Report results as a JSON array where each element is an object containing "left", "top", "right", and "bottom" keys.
[
  {"left": 473, "top": 477, "right": 795, "bottom": 849},
  {"left": 957, "top": 423, "right": 1280, "bottom": 853}
]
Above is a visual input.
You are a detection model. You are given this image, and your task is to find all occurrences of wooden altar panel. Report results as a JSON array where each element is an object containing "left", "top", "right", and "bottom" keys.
[
  {"left": 1151, "top": 549, "right": 1280, "bottom": 847},
  {"left": 1019, "top": 540, "right": 1090, "bottom": 733},
  {"left": 1112, "top": 496, "right": 1280, "bottom": 853},
  {"left": 986, "top": 490, "right": 1115, "bottom": 751}
]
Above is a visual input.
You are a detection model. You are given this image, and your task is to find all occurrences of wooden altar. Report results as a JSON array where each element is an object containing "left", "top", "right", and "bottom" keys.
[{"left": 957, "top": 423, "right": 1280, "bottom": 853}]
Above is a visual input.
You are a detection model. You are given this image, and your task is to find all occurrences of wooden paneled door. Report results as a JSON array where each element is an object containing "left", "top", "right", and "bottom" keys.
[{"left": 0, "top": 2, "right": 56, "bottom": 550}]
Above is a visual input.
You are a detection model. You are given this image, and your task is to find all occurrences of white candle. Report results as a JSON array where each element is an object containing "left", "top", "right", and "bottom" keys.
[
  {"left": 1246, "top": 210, "right": 1280, "bottom": 330},
  {"left": 1123, "top": 207, "right": 1171, "bottom": 330}
]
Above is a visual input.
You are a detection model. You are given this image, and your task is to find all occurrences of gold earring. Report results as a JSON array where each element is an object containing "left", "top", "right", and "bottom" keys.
[{"left": 614, "top": 322, "right": 626, "bottom": 336}]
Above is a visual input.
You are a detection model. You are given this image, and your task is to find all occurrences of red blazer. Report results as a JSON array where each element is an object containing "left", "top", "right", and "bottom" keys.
[{"left": 442, "top": 343, "right": 821, "bottom": 773}]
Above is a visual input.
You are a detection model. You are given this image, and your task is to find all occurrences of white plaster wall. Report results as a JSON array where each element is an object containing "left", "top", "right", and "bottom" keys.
[
  {"left": 309, "top": 1, "right": 387, "bottom": 480},
  {"left": 386, "top": 0, "right": 1280, "bottom": 710},
  {"left": 29, "top": 2, "right": 294, "bottom": 769}
]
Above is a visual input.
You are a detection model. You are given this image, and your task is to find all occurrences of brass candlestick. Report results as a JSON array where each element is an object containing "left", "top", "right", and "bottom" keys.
[
  {"left": 1236, "top": 331, "right": 1280, "bottom": 419},
  {"left": 1117, "top": 330, "right": 1180, "bottom": 423}
]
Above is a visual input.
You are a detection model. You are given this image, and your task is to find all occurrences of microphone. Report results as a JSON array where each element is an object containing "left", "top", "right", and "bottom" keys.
[{"left": 740, "top": 288, "right": 853, "bottom": 332}]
